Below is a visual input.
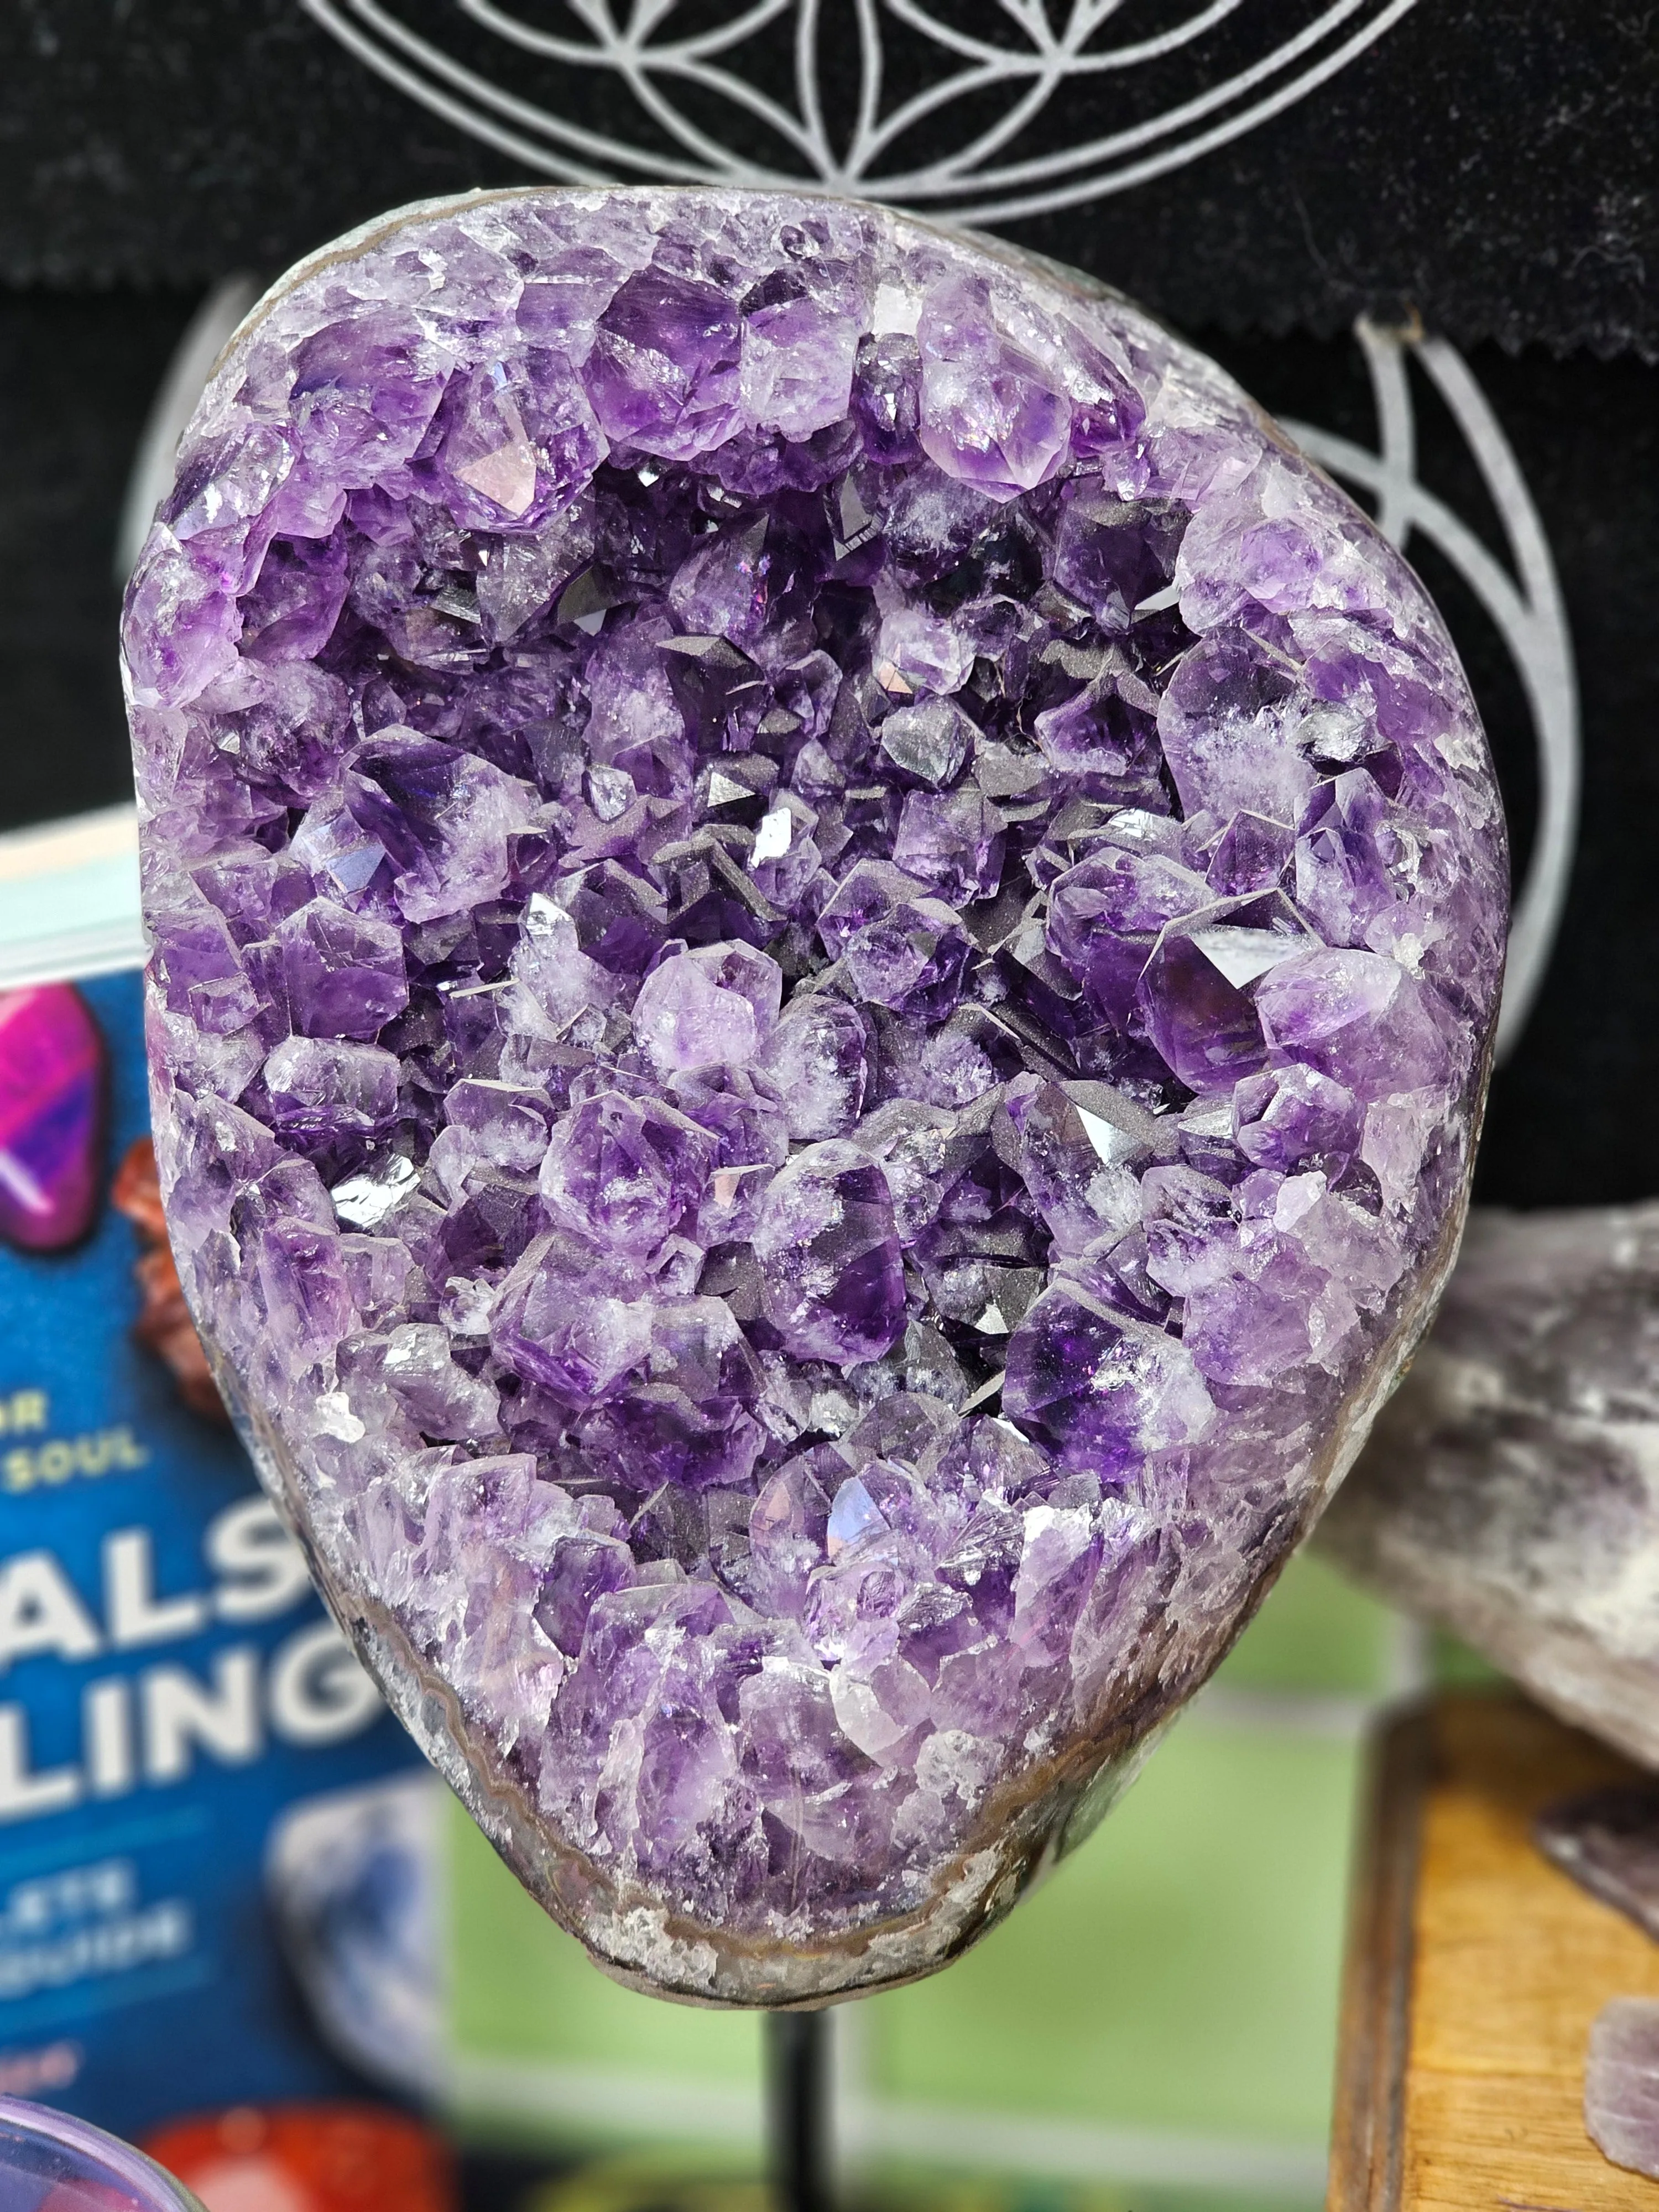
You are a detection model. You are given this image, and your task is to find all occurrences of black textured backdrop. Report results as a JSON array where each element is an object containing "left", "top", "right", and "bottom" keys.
[{"left": 2, "top": 1, "right": 1655, "bottom": 357}]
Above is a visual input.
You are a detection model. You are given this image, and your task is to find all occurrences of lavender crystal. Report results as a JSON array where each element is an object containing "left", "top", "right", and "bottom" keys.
[
  {"left": 1587, "top": 2000, "right": 1659, "bottom": 2179},
  {"left": 123, "top": 187, "right": 1507, "bottom": 2004}
]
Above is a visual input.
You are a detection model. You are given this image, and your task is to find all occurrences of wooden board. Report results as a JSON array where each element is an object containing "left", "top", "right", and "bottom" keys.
[{"left": 1329, "top": 1692, "right": 1659, "bottom": 2211}]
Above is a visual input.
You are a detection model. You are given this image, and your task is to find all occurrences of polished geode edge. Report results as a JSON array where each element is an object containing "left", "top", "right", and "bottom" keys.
[
  {"left": 186, "top": 1081, "right": 1479, "bottom": 2006},
  {"left": 144, "top": 183, "right": 1501, "bottom": 2005}
]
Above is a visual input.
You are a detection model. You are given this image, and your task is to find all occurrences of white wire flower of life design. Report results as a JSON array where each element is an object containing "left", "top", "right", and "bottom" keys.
[{"left": 300, "top": 0, "right": 1421, "bottom": 224}]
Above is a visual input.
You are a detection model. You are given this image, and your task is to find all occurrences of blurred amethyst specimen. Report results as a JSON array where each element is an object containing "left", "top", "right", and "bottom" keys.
[
  {"left": 1319, "top": 1204, "right": 1659, "bottom": 1771},
  {"left": 0, "top": 985, "right": 105, "bottom": 1251},
  {"left": 123, "top": 188, "right": 1506, "bottom": 2004},
  {"left": 1537, "top": 1786, "right": 1659, "bottom": 1940},
  {"left": 1587, "top": 1999, "right": 1659, "bottom": 2178}
]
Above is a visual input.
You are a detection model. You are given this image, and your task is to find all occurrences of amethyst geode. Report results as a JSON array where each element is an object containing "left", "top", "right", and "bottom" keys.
[{"left": 123, "top": 189, "right": 1506, "bottom": 2004}]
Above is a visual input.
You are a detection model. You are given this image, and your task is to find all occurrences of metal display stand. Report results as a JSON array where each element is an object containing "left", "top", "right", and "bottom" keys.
[{"left": 765, "top": 2011, "right": 833, "bottom": 2212}]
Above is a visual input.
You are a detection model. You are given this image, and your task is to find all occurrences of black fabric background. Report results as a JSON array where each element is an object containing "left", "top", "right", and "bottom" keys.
[{"left": 2, "top": 1, "right": 1655, "bottom": 357}]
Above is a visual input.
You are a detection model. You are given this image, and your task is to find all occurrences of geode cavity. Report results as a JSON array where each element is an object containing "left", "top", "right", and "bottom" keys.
[{"left": 123, "top": 188, "right": 1507, "bottom": 2004}]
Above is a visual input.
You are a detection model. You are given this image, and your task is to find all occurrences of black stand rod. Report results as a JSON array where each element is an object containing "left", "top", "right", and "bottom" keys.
[{"left": 765, "top": 2008, "right": 832, "bottom": 2212}]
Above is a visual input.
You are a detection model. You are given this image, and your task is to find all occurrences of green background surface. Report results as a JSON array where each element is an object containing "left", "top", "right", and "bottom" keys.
[{"left": 442, "top": 1555, "right": 1480, "bottom": 2208}]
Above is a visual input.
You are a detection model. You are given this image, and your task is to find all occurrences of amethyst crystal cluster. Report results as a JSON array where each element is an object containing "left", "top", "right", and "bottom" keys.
[{"left": 123, "top": 189, "right": 1506, "bottom": 2002}]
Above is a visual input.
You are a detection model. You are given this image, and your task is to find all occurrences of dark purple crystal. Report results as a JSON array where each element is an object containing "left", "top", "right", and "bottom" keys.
[{"left": 124, "top": 187, "right": 1506, "bottom": 2006}]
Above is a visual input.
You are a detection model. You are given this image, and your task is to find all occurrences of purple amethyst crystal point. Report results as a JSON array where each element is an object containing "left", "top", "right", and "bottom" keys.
[
  {"left": 754, "top": 1140, "right": 906, "bottom": 1364},
  {"left": 123, "top": 186, "right": 1506, "bottom": 2007}
]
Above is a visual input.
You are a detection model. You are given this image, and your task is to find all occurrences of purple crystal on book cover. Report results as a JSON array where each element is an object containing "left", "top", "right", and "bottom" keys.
[
  {"left": 122, "top": 189, "right": 1507, "bottom": 2004},
  {"left": 0, "top": 985, "right": 106, "bottom": 1253}
]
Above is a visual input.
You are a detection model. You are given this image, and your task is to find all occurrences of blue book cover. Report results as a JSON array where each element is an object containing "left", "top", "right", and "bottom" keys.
[{"left": 0, "top": 965, "right": 427, "bottom": 2140}]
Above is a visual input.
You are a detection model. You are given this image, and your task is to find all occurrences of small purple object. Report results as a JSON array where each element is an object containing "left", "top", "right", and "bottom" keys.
[
  {"left": 0, "top": 2095, "right": 202, "bottom": 2212},
  {"left": 123, "top": 187, "right": 1506, "bottom": 2006},
  {"left": 1587, "top": 1999, "right": 1659, "bottom": 2178},
  {"left": 0, "top": 985, "right": 105, "bottom": 1251}
]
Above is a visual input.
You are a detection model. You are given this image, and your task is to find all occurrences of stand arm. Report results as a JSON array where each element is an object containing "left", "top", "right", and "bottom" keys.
[{"left": 765, "top": 2008, "right": 832, "bottom": 2212}]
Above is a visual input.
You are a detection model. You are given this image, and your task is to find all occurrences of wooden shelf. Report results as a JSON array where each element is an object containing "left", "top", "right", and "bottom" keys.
[{"left": 1331, "top": 1692, "right": 1659, "bottom": 2210}]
